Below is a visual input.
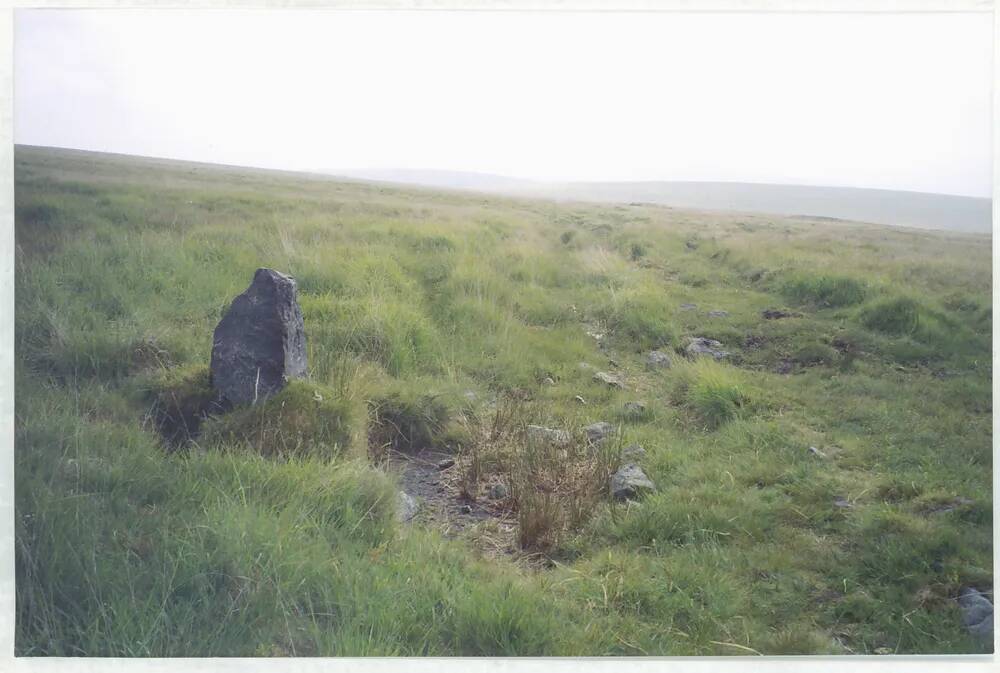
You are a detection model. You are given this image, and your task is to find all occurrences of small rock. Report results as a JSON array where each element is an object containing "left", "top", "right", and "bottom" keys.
[
  {"left": 807, "top": 446, "right": 826, "bottom": 458},
  {"left": 541, "top": 377, "right": 556, "bottom": 386},
  {"left": 526, "top": 424, "right": 572, "bottom": 448},
  {"left": 584, "top": 421, "right": 615, "bottom": 445},
  {"left": 774, "top": 359, "right": 795, "bottom": 375},
  {"left": 685, "top": 337, "right": 729, "bottom": 360},
  {"left": 623, "top": 401, "right": 647, "bottom": 416},
  {"left": 574, "top": 395, "right": 587, "bottom": 405},
  {"left": 611, "top": 464, "right": 656, "bottom": 501},
  {"left": 873, "top": 647, "right": 894, "bottom": 655},
  {"left": 679, "top": 303, "right": 698, "bottom": 311},
  {"left": 833, "top": 496, "right": 852, "bottom": 509},
  {"left": 928, "top": 497, "right": 975, "bottom": 514},
  {"left": 459, "top": 504, "right": 473, "bottom": 515},
  {"left": 645, "top": 350, "right": 672, "bottom": 369},
  {"left": 707, "top": 310, "right": 729, "bottom": 318},
  {"left": 608, "top": 358, "right": 620, "bottom": 368},
  {"left": 593, "top": 371, "right": 625, "bottom": 389},
  {"left": 958, "top": 587, "right": 994, "bottom": 644},
  {"left": 463, "top": 390, "right": 478, "bottom": 403},
  {"left": 397, "top": 491, "right": 419, "bottom": 522},
  {"left": 488, "top": 483, "right": 508, "bottom": 500},
  {"left": 762, "top": 309, "right": 793, "bottom": 320},
  {"left": 436, "top": 458, "right": 455, "bottom": 470},
  {"left": 621, "top": 444, "right": 646, "bottom": 461},
  {"left": 685, "top": 240, "right": 698, "bottom": 250}
]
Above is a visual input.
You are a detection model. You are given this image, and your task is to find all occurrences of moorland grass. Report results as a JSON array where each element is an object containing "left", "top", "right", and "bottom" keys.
[{"left": 13, "top": 145, "right": 993, "bottom": 655}]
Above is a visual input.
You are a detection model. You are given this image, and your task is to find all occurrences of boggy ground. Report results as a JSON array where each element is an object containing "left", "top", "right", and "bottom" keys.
[{"left": 13, "top": 145, "right": 993, "bottom": 656}]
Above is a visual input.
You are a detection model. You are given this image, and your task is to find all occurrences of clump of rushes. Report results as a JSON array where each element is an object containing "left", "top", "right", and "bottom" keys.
[
  {"left": 859, "top": 296, "right": 922, "bottom": 335},
  {"left": 673, "top": 358, "right": 752, "bottom": 429},
  {"left": 781, "top": 272, "right": 866, "bottom": 308},
  {"left": 456, "top": 393, "right": 618, "bottom": 551},
  {"left": 200, "top": 380, "right": 366, "bottom": 460}
]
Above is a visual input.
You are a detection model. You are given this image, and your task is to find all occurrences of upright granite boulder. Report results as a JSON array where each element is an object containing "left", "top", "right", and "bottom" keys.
[{"left": 210, "top": 268, "right": 307, "bottom": 406}]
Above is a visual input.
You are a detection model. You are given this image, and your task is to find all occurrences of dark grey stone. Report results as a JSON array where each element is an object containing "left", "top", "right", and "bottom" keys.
[
  {"left": 210, "top": 268, "right": 307, "bottom": 406},
  {"left": 958, "top": 587, "right": 994, "bottom": 644},
  {"left": 397, "top": 491, "right": 419, "bottom": 522},
  {"left": 611, "top": 463, "right": 655, "bottom": 500},
  {"left": 621, "top": 444, "right": 646, "bottom": 462},
  {"left": 593, "top": 371, "right": 625, "bottom": 389},
  {"left": 646, "top": 350, "right": 672, "bottom": 369},
  {"left": 584, "top": 421, "right": 614, "bottom": 445},
  {"left": 685, "top": 337, "right": 729, "bottom": 360}
]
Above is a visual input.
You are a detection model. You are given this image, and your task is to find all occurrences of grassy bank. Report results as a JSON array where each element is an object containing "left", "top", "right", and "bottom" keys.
[{"left": 14, "top": 145, "right": 992, "bottom": 655}]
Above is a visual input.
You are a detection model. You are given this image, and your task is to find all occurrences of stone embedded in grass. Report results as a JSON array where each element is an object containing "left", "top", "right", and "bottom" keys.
[
  {"left": 541, "top": 377, "right": 556, "bottom": 386},
  {"left": 574, "top": 395, "right": 587, "bottom": 405},
  {"left": 807, "top": 446, "right": 826, "bottom": 458},
  {"left": 680, "top": 303, "right": 697, "bottom": 310},
  {"left": 488, "top": 483, "right": 508, "bottom": 500},
  {"left": 685, "top": 337, "right": 729, "bottom": 360},
  {"left": 645, "top": 350, "right": 672, "bottom": 369},
  {"left": 436, "top": 458, "right": 455, "bottom": 470},
  {"left": 958, "top": 587, "right": 994, "bottom": 644},
  {"left": 623, "top": 401, "right": 647, "bottom": 416},
  {"left": 397, "top": 491, "right": 419, "bottom": 522},
  {"left": 526, "top": 424, "right": 571, "bottom": 448},
  {"left": 210, "top": 268, "right": 307, "bottom": 407},
  {"left": 610, "top": 463, "right": 655, "bottom": 501},
  {"left": 833, "top": 496, "right": 852, "bottom": 509},
  {"left": 593, "top": 371, "right": 625, "bottom": 389},
  {"left": 621, "top": 444, "right": 646, "bottom": 462},
  {"left": 584, "top": 421, "right": 614, "bottom": 445},
  {"left": 707, "top": 310, "right": 729, "bottom": 318},
  {"left": 762, "top": 308, "right": 794, "bottom": 320}
]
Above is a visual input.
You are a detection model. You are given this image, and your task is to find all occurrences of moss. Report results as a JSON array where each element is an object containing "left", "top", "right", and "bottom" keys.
[{"left": 200, "top": 380, "right": 365, "bottom": 459}]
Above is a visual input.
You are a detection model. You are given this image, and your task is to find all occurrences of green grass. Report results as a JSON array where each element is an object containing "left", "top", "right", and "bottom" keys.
[{"left": 14, "top": 145, "right": 993, "bottom": 656}]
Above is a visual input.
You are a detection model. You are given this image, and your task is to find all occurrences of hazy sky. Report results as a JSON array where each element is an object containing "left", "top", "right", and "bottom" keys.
[{"left": 15, "top": 10, "right": 994, "bottom": 197}]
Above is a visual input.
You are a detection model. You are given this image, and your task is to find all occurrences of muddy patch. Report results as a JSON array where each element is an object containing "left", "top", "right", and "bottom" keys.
[{"left": 388, "top": 449, "right": 517, "bottom": 554}]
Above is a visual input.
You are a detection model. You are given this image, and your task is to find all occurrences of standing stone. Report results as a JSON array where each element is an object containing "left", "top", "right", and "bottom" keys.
[{"left": 210, "top": 268, "right": 307, "bottom": 406}]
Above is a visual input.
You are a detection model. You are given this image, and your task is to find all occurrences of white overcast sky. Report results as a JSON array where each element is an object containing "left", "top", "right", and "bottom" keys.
[{"left": 14, "top": 10, "right": 994, "bottom": 197}]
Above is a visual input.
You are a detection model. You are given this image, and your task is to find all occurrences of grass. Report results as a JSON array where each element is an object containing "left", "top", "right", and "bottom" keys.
[{"left": 13, "top": 145, "right": 993, "bottom": 656}]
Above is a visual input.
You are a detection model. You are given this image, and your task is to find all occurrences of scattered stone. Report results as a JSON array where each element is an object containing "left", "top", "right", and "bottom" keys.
[
  {"left": 541, "top": 377, "right": 556, "bottom": 386},
  {"left": 585, "top": 329, "right": 605, "bottom": 342},
  {"left": 645, "top": 350, "right": 672, "bottom": 369},
  {"left": 774, "top": 359, "right": 795, "bottom": 375},
  {"left": 679, "top": 303, "right": 698, "bottom": 311},
  {"left": 397, "top": 491, "right": 419, "bottom": 522},
  {"left": 958, "top": 587, "right": 994, "bottom": 644},
  {"left": 436, "top": 458, "right": 455, "bottom": 471},
  {"left": 584, "top": 421, "right": 615, "bottom": 445},
  {"left": 927, "top": 497, "right": 975, "bottom": 514},
  {"left": 808, "top": 446, "right": 826, "bottom": 458},
  {"left": 593, "top": 371, "right": 625, "bottom": 389},
  {"left": 607, "top": 358, "right": 620, "bottom": 368},
  {"left": 621, "top": 444, "right": 646, "bottom": 462},
  {"left": 574, "top": 395, "right": 587, "bottom": 405},
  {"left": 611, "top": 464, "right": 656, "bottom": 501},
  {"left": 707, "top": 310, "right": 729, "bottom": 318},
  {"left": 685, "top": 240, "right": 698, "bottom": 250},
  {"left": 685, "top": 337, "right": 729, "bottom": 360},
  {"left": 210, "top": 268, "right": 308, "bottom": 406},
  {"left": 762, "top": 309, "right": 794, "bottom": 320},
  {"left": 459, "top": 504, "right": 473, "bottom": 515},
  {"left": 833, "top": 496, "right": 853, "bottom": 509},
  {"left": 488, "top": 483, "right": 508, "bottom": 500},
  {"left": 526, "top": 424, "right": 572, "bottom": 448},
  {"left": 623, "top": 401, "right": 647, "bottom": 415}
]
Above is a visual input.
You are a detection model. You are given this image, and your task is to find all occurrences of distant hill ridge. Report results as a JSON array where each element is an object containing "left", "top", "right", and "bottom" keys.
[{"left": 329, "top": 169, "right": 992, "bottom": 234}]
